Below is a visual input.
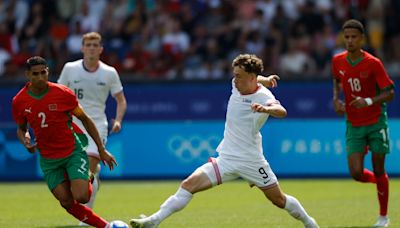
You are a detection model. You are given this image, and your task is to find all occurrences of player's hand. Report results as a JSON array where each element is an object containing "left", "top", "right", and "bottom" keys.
[
  {"left": 99, "top": 149, "right": 118, "bottom": 170},
  {"left": 110, "top": 119, "right": 122, "bottom": 134},
  {"left": 266, "top": 74, "right": 280, "bottom": 88},
  {"left": 333, "top": 98, "right": 345, "bottom": 115},
  {"left": 259, "top": 74, "right": 280, "bottom": 88},
  {"left": 349, "top": 94, "right": 368, "bottom": 108},
  {"left": 23, "top": 133, "right": 37, "bottom": 153},
  {"left": 251, "top": 103, "right": 266, "bottom": 113},
  {"left": 25, "top": 142, "right": 37, "bottom": 153}
]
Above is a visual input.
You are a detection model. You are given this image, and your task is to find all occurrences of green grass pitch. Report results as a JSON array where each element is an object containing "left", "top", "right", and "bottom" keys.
[{"left": 1, "top": 179, "right": 399, "bottom": 227}]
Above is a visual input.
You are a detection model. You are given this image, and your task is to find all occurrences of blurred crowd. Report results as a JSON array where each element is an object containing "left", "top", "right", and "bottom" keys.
[{"left": 0, "top": 0, "right": 400, "bottom": 82}]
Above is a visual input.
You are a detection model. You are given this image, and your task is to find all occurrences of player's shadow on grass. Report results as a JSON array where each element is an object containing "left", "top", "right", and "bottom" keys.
[
  {"left": 38, "top": 226, "right": 82, "bottom": 228},
  {"left": 329, "top": 226, "right": 375, "bottom": 228}
]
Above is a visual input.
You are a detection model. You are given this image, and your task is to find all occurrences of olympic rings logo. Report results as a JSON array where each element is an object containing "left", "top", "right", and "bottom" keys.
[{"left": 167, "top": 135, "right": 221, "bottom": 163}]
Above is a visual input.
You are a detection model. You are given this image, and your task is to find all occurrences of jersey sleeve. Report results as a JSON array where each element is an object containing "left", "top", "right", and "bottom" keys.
[
  {"left": 255, "top": 86, "right": 278, "bottom": 106},
  {"left": 57, "top": 63, "right": 70, "bottom": 86},
  {"left": 109, "top": 68, "right": 123, "bottom": 96},
  {"left": 264, "top": 90, "right": 278, "bottom": 106},
  {"left": 373, "top": 59, "right": 394, "bottom": 89},
  {"left": 11, "top": 96, "right": 26, "bottom": 126}
]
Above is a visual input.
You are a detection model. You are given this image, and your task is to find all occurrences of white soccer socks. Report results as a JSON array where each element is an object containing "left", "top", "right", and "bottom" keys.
[
  {"left": 284, "top": 194, "right": 318, "bottom": 227},
  {"left": 148, "top": 187, "right": 193, "bottom": 225}
]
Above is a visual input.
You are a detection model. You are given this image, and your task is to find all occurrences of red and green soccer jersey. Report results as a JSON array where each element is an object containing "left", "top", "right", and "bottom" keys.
[
  {"left": 12, "top": 82, "right": 84, "bottom": 159},
  {"left": 332, "top": 50, "right": 394, "bottom": 126}
]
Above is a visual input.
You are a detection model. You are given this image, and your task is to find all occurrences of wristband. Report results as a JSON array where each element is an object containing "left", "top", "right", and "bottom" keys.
[{"left": 364, "top": 97, "right": 373, "bottom": 106}]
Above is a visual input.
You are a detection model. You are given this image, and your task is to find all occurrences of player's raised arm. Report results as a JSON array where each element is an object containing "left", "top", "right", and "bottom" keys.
[
  {"left": 257, "top": 74, "right": 280, "bottom": 88},
  {"left": 72, "top": 104, "right": 117, "bottom": 170}
]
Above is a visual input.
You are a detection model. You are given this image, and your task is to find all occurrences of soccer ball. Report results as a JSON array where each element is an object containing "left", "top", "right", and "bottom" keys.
[{"left": 109, "top": 220, "right": 129, "bottom": 228}]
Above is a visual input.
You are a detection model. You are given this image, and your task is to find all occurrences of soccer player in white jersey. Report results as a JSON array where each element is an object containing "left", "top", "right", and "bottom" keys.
[
  {"left": 57, "top": 32, "right": 127, "bottom": 226},
  {"left": 130, "top": 54, "right": 318, "bottom": 228}
]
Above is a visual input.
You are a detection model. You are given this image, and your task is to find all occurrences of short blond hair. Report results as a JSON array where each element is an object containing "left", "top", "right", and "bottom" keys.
[{"left": 82, "top": 32, "right": 102, "bottom": 45}]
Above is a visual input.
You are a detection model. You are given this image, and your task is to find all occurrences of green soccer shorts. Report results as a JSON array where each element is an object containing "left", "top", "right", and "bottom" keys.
[
  {"left": 40, "top": 148, "right": 90, "bottom": 190},
  {"left": 346, "top": 121, "right": 390, "bottom": 155}
]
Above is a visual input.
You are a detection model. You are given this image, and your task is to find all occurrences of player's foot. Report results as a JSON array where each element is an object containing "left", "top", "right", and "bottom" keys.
[
  {"left": 78, "top": 221, "right": 90, "bottom": 226},
  {"left": 304, "top": 217, "right": 319, "bottom": 228},
  {"left": 374, "top": 215, "right": 390, "bottom": 227},
  {"left": 130, "top": 214, "right": 157, "bottom": 228}
]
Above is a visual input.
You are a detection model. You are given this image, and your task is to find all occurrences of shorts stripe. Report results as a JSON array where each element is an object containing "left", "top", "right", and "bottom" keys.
[
  {"left": 259, "top": 182, "right": 278, "bottom": 190},
  {"left": 208, "top": 157, "right": 222, "bottom": 185}
]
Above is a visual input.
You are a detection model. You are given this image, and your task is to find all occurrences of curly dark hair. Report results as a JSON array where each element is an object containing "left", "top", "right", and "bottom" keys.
[{"left": 232, "top": 54, "right": 264, "bottom": 75}]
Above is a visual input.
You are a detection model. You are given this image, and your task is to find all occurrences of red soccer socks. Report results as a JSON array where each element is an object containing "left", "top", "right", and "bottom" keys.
[{"left": 67, "top": 201, "right": 108, "bottom": 228}]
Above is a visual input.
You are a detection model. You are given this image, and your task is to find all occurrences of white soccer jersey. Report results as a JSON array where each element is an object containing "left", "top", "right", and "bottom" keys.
[
  {"left": 57, "top": 60, "right": 123, "bottom": 139},
  {"left": 216, "top": 79, "right": 278, "bottom": 161}
]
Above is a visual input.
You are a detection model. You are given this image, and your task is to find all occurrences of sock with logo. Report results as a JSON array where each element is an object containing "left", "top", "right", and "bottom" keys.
[
  {"left": 376, "top": 173, "right": 389, "bottom": 216},
  {"left": 67, "top": 201, "right": 108, "bottom": 228}
]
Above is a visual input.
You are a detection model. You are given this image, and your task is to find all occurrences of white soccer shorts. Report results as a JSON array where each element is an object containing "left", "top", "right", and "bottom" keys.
[{"left": 197, "top": 154, "right": 278, "bottom": 189}]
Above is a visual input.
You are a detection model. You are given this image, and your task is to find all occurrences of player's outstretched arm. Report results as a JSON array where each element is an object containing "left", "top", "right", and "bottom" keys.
[
  {"left": 257, "top": 75, "right": 280, "bottom": 88},
  {"left": 72, "top": 104, "right": 117, "bottom": 170}
]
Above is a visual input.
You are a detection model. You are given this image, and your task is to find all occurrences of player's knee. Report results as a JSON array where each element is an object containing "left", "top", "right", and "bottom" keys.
[
  {"left": 350, "top": 170, "right": 363, "bottom": 181},
  {"left": 59, "top": 198, "right": 75, "bottom": 209},
  {"left": 181, "top": 178, "right": 194, "bottom": 192},
  {"left": 73, "top": 192, "right": 90, "bottom": 204},
  {"left": 75, "top": 196, "right": 89, "bottom": 204}
]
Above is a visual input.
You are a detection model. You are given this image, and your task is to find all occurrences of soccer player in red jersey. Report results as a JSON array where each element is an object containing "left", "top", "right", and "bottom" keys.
[
  {"left": 332, "top": 19, "right": 394, "bottom": 227},
  {"left": 11, "top": 56, "right": 117, "bottom": 228}
]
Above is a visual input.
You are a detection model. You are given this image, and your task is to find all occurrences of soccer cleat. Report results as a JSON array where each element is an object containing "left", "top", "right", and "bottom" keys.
[
  {"left": 374, "top": 216, "right": 390, "bottom": 227},
  {"left": 304, "top": 217, "right": 319, "bottom": 228},
  {"left": 130, "top": 214, "right": 157, "bottom": 228}
]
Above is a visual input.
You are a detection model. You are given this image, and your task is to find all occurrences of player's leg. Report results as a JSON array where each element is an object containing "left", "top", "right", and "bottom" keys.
[
  {"left": 346, "top": 125, "right": 376, "bottom": 183},
  {"left": 261, "top": 185, "right": 318, "bottom": 228},
  {"left": 86, "top": 155, "right": 101, "bottom": 209},
  {"left": 74, "top": 121, "right": 105, "bottom": 212},
  {"left": 369, "top": 125, "right": 390, "bottom": 227},
  {"left": 130, "top": 168, "right": 210, "bottom": 227},
  {"left": 371, "top": 153, "right": 389, "bottom": 227},
  {"left": 51, "top": 180, "right": 107, "bottom": 228},
  {"left": 347, "top": 152, "right": 376, "bottom": 182},
  {"left": 240, "top": 159, "right": 318, "bottom": 228},
  {"left": 83, "top": 132, "right": 103, "bottom": 208},
  {"left": 130, "top": 157, "right": 235, "bottom": 227},
  {"left": 67, "top": 179, "right": 109, "bottom": 228},
  {"left": 66, "top": 149, "right": 109, "bottom": 227},
  {"left": 79, "top": 136, "right": 102, "bottom": 226}
]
